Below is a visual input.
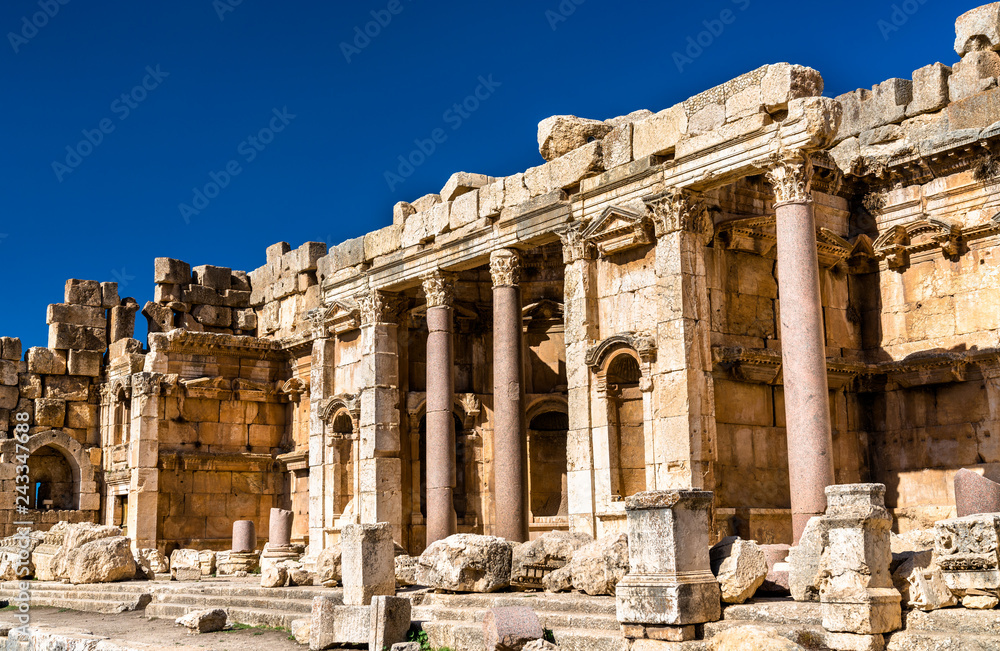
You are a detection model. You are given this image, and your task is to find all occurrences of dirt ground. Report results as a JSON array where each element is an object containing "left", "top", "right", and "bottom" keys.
[{"left": 1, "top": 606, "right": 307, "bottom": 651}]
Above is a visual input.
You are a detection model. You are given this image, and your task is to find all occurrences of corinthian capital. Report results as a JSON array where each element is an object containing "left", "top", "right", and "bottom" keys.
[
  {"left": 490, "top": 249, "right": 521, "bottom": 287},
  {"left": 644, "top": 189, "right": 709, "bottom": 238},
  {"left": 421, "top": 270, "right": 457, "bottom": 308},
  {"left": 757, "top": 149, "right": 813, "bottom": 207},
  {"left": 356, "top": 289, "right": 403, "bottom": 326}
]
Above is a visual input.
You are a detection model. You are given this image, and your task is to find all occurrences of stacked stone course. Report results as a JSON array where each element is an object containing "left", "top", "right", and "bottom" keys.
[{"left": 144, "top": 258, "right": 257, "bottom": 336}]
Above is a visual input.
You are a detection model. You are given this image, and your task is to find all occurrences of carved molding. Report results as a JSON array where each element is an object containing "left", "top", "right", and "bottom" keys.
[
  {"left": 873, "top": 214, "right": 1000, "bottom": 271},
  {"left": 579, "top": 205, "right": 654, "bottom": 257},
  {"left": 422, "top": 270, "right": 457, "bottom": 308},
  {"left": 319, "top": 393, "right": 361, "bottom": 429},
  {"left": 558, "top": 222, "right": 594, "bottom": 263},
  {"left": 756, "top": 149, "right": 813, "bottom": 206},
  {"left": 585, "top": 333, "right": 657, "bottom": 370},
  {"left": 490, "top": 249, "right": 521, "bottom": 287},
  {"left": 279, "top": 377, "right": 309, "bottom": 403},
  {"left": 356, "top": 289, "right": 404, "bottom": 326},
  {"left": 644, "top": 189, "right": 711, "bottom": 239},
  {"left": 714, "top": 216, "right": 864, "bottom": 270},
  {"left": 306, "top": 301, "right": 361, "bottom": 336}
]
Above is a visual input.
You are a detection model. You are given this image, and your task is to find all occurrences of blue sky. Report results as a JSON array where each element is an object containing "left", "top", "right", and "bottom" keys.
[{"left": 0, "top": 0, "right": 980, "bottom": 351}]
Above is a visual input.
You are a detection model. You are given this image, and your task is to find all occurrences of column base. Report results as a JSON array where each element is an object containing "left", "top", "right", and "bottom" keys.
[
  {"left": 616, "top": 572, "right": 721, "bottom": 626},
  {"left": 821, "top": 589, "right": 901, "bottom": 635}
]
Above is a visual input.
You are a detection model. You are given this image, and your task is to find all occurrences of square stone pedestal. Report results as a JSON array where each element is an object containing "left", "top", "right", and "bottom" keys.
[{"left": 615, "top": 490, "right": 721, "bottom": 627}]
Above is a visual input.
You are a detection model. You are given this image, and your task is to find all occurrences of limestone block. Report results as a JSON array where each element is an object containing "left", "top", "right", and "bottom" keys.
[
  {"left": 393, "top": 200, "right": 415, "bottom": 225},
  {"left": 65, "top": 279, "right": 102, "bottom": 306},
  {"left": 602, "top": 122, "right": 633, "bottom": 169},
  {"left": 341, "top": 523, "right": 394, "bottom": 605},
  {"left": 522, "top": 642, "right": 556, "bottom": 651},
  {"left": 44, "top": 376, "right": 89, "bottom": 401},
  {"left": 441, "top": 171, "right": 492, "bottom": 201},
  {"left": 67, "top": 536, "right": 137, "bottom": 584},
  {"left": 192, "top": 304, "right": 232, "bottom": 328},
  {"left": 292, "top": 618, "right": 311, "bottom": 645},
  {"left": 425, "top": 201, "right": 451, "bottom": 237},
  {"left": 788, "top": 516, "right": 829, "bottom": 602},
  {"left": 170, "top": 548, "right": 202, "bottom": 582},
  {"left": 67, "top": 350, "right": 102, "bottom": 377},
  {"left": 109, "top": 303, "right": 139, "bottom": 343},
  {"left": 134, "top": 548, "right": 169, "bottom": 579},
  {"left": 48, "top": 323, "right": 106, "bottom": 351},
  {"left": 231, "top": 269, "right": 251, "bottom": 291},
  {"left": 510, "top": 531, "right": 592, "bottom": 586},
  {"left": 192, "top": 264, "right": 232, "bottom": 291},
  {"left": 761, "top": 63, "right": 824, "bottom": 112},
  {"left": 401, "top": 211, "right": 428, "bottom": 249},
  {"left": 1, "top": 337, "right": 22, "bottom": 362},
  {"left": 835, "top": 79, "right": 913, "bottom": 140},
  {"left": 934, "top": 513, "right": 1000, "bottom": 596},
  {"left": 907, "top": 63, "right": 952, "bottom": 117},
  {"left": 417, "top": 534, "right": 517, "bottom": 593},
  {"left": 0, "top": 361, "right": 17, "bottom": 386},
  {"left": 710, "top": 537, "right": 768, "bottom": 604},
  {"left": 62, "top": 522, "right": 122, "bottom": 550},
  {"left": 0, "top": 386, "right": 17, "bottom": 410},
  {"left": 46, "top": 304, "right": 105, "bottom": 328},
  {"left": 142, "top": 301, "right": 175, "bottom": 334},
  {"left": 369, "top": 595, "right": 412, "bottom": 651},
  {"left": 294, "top": 242, "right": 327, "bottom": 273},
  {"left": 395, "top": 554, "right": 418, "bottom": 586},
  {"left": 503, "top": 174, "right": 530, "bottom": 208},
  {"left": 562, "top": 533, "right": 628, "bottom": 597},
  {"left": 199, "top": 550, "right": 217, "bottom": 576},
  {"left": 483, "top": 606, "right": 543, "bottom": 651},
  {"left": 708, "top": 625, "right": 805, "bottom": 651},
  {"left": 330, "top": 236, "right": 366, "bottom": 271},
  {"left": 234, "top": 309, "right": 257, "bottom": 331},
  {"left": 184, "top": 285, "right": 222, "bottom": 305},
  {"left": 523, "top": 141, "right": 602, "bottom": 196},
  {"left": 266, "top": 241, "right": 290, "bottom": 263},
  {"left": 176, "top": 608, "right": 228, "bottom": 633},
  {"left": 542, "top": 565, "right": 572, "bottom": 593},
  {"left": 66, "top": 402, "right": 98, "bottom": 429},
  {"left": 955, "top": 2, "right": 1000, "bottom": 55},
  {"left": 99, "top": 281, "right": 119, "bottom": 309},
  {"left": 222, "top": 289, "right": 251, "bottom": 307},
  {"left": 34, "top": 398, "right": 66, "bottom": 428},
  {"left": 907, "top": 565, "right": 957, "bottom": 611},
  {"left": 411, "top": 193, "right": 441, "bottom": 212},
  {"left": 537, "top": 115, "right": 612, "bottom": 161},
  {"left": 632, "top": 104, "right": 687, "bottom": 159},
  {"left": 478, "top": 180, "right": 504, "bottom": 219},
  {"left": 155, "top": 258, "right": 192, "bottom": 284},
  {"left": 962, "top": 592, "right": 1000, "bottom": 609},
  {"left": 947, "top": 86, "right": 1000, "bottom": 129},
  {"left": 948, "top": 50, "right": 1000, "bottom": 102},
  {"left": 316, "top": 545, "right": 342, "bottom": 587},
  {"left": 688, "top": 103, "right": 725, "bottom": 135},
  {"left": 18, "top": 374, "right": 41, "bottom": 399},
  {"left": 891, "top": 549, "right": 932, "bottom": 603},
  {"left": 365, "top": 225, "right": 402, "bottom": 260},
  {"left": 449, "top": 188, "right": 479, "bottom": 230},
  {"left": 261, "top": 562, "right": 287, "bottom": 588},
  {"left": 310, "top": 597, "right": 369, "bottom": 649}
]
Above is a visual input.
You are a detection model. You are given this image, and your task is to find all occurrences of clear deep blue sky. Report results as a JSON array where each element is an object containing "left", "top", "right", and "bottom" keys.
[{"left": 0, "top": 0, "right": 981, "bottom": 352}]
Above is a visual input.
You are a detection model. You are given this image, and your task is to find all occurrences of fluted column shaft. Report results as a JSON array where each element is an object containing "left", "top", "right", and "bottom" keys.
[
  {"left": 423, "top": 271, "right": 458, "bottom": 546},
  {"left": 491, "top": 249, "right": 528, "bottom": 543},
  {"left": 764, "top": 151, "right": 836, "bottom": 543}
]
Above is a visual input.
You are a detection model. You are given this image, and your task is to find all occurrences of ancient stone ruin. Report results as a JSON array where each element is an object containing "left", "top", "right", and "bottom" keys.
[{"left": 4, "top": 3, "right": 1000, "bottom": 650}]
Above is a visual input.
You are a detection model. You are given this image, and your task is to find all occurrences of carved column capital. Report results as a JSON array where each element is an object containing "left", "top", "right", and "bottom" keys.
[
  {"left": 356, "top": 289, "right": 403, "bottom": 326},
  {"left": 490, "top": 249, "right": 521, "bottom": 287},
  {"left": 558, "top": 223, "right": 594, "bottom": 264},
  {"left": 644, "top": 189, "right": 710, "bottom": 238},
  {"left": 421, "top": 270, "right": 457, "bottom": 308},
  {"left": 757, "top": 149, "right": 814, "bottom": 207}
]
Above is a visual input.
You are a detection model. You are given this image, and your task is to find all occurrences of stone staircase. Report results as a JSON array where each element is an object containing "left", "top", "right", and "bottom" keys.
[
  {"left": 0, "top": 580, "right": 153, "bottom": 614},
  {"left": 410, "top": 591, "right": 625, "bottom": 651},
  {"left": 144, "top": 581, "right": 333, "bottom": 629},
  {"left": 885, "top": 608, "right": 1000, "bottom": 650}
]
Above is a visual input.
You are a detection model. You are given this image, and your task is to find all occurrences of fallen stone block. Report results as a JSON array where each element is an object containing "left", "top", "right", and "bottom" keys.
[
  {"left": 788, "top": 516, "right": 828, "bottom": 602},
  {"left": 261, "top": 562, "right": 287, "bottom": 588},
  {"left": 935, "top": 512, "right": 1000, "bottom": 597},
  {"left": 310, "top": 596, "right": 369, "bottom": 649},
  {"left": 342, "top": 523, "right": 394, "bottom": 605},
  {"left": 542, "top": 565, "right": 572, "bottom": 593},
  {"left": 710, "top": 537, "right": 768, "bottom": 604},
  {"left": 567, "top": 533, "right": 629, "bottom": 597},
  {"left": 134, "top": 548, "right": 169, "bottom": 580},
  {"left": 395, "top": 554, "right": 418, "bottom": 587},
  {"left": 418, "top": 534, "right": 517, "bottom": 593},
  {"left": 176, "top": 608, "right": 228, "bottom": 633},
  {"left": 316, "top": 545, "right": 342, "bottom": 587},
  {"left": 292, "top": 618, "right": 311, "bottom": 645},
  {"left": 537, "top": 115, "right": 612, "bottom": 161},
  {"left": 908, "top": 565, "right": 957, "bottom": 611},
  {"left": 510, "top": 530, "right": 592, "bottom": 588},
  {"left": 962, "top": 592, "right": 1000, "bottom": 609},
  {"left": 170, "top": 548, "right": 202, "bottom": 582},
  {"left": 369, "top": 595, "right": 412, "bottom": 651},
  {"left": 483, "top": 606, "right": 543, "bottom": 651},
  {"left": 955, "top": 468, "right": 1000, "bottom": 517},
  {"left": 67, "top": 536, "right": 137, "bottom": 584}
]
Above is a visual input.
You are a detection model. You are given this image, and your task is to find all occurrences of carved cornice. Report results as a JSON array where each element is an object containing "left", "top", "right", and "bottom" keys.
[
  {"left": 756, "top": 149, "right": 813, "bottom": 207},
  {"left": 490, "top": 249, "right": 521, "bottom": 287},
  {"left": 356, "top": 289, "right": 404, "bottom": 326},
  {"left": 319, "top": 393, "right": 360, "bottom": 425},
  {"left": 279, "top": 377, "right": 309, "bottom": 403},
  {"left": 421, "top": 270, "right": 457, "bottom": 308},
  {"left": 873, "top": 214, "right": 1000, "bottom": 271},
  {"left": 585, "top": 333, "right": 657, "bottom": 370},
  {"left": 714, "top": 216, "right": 864, "bottom": 270},
  {"left": 644, "top": 189, "right": 711, "bottom": 239},
  {"left": 306, "top": 301, "right": 361, "bottom": 336},
  {"left": 579, "top": 204, "right": 655, "bottom": 257}
]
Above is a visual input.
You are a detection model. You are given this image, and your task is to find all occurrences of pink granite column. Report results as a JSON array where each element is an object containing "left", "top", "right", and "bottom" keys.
[
  {"left": 423, "top": 270, "right": 458, "bottom": 546},
  {"left": 491, "top": 249, "right": 529, "bottom": 543},
  {"left": 763, "top": 150, "right": 836, "bottom": 544}
]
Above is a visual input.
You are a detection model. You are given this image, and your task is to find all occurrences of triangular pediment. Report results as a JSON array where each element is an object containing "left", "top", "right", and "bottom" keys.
[{"left": 580, "top": 205, "right": 653, "bottom": 256}]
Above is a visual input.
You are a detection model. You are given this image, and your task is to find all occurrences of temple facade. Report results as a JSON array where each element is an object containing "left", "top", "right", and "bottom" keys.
[{"left": 4, "top": 6, "right": 1000, "bottom": 559}]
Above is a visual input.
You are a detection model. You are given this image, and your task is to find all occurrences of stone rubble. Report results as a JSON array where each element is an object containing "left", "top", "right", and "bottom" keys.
[
  {"left": 710, "top": 536, "right": 769, "bottom": 604},
  {"left": 482, "top": 606, "right": 544, "bottom": 651},
  {"left": 417, "top": 534, "right": 517, "bottom": 594},
  {"left": 175, "top": 608, "right": 228, "bottom": 633}
]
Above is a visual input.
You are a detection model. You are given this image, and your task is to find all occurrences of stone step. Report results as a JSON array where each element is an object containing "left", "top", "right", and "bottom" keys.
[
  {"left": 720, "top": 599, "right": 823, "bottom": 626},
  {"left": 705, "top": 619, "right": 885, "bottom": 651},
  {"left": 886, "top": 630, "right": 1000, "bottom": 651},
  {"left": 420, "top": 619, "right": 626, "bottom": 651},
  {"left": 151, "top": 591, "right": 315, "bottom": 612},
  {"left": 145, "top": 602, "right": 301, "bottom": 630},
  {"left": 411, "top": 604, "right": 620, "bottom": 631},
  {"left": 902, "top": 607, "right": 1000, "bottom": 635},
  {"left": 0, "top": 592, "right": 151, "bottom": 614},
  {"left": 411, "top": 590, "right": 618, "bottom": 616}
]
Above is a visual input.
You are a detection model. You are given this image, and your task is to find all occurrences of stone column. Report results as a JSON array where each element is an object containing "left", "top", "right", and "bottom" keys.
[
  {"left": 308, "top": 331, "right": 336, "bottom": 550},
  {"left": 616, "top": 490, "right": 721, "bottom": 639},
  {"left": 761, "top": 150, "right": 835, "bottom": 543},
  {"left": 356, "top": 289, "right": 404, "bottom": 544},
  {"left": 560, "top": 226, "right": 599, "bottom": 538},
  {"left": 422, "top": 270, "right": 458, "bottom": 546},
  {"left": 491, "top": 249, "right": 528, "bottom": 543},
  {"left": 127, "top": 373, "right": 164, "bottom": 549}
]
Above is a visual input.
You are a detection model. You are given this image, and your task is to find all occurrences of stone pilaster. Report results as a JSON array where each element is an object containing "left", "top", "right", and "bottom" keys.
[
  {"left": 758, "top": 149, "right": 835, "bottom": 543},
  {"left": 491, "top": 249, "right": 528, "bottom": 543},
  {"left": 309, "top": 334, "right": 336, "bottom": 549},
  {"left": 127, "top": 373, "right": 164, "bottom": 549},
  {"left": 422, "top": 270, "right": 458, "bottom": 546},
  {"left": 356, "top": 289, "right": 404, "bottom": 544},
  {"left": 560, "top": 225, "right": 599, "bottom": 538},
  {"left": 646, "top": 190, "right": 716, "bottom": 492}
]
